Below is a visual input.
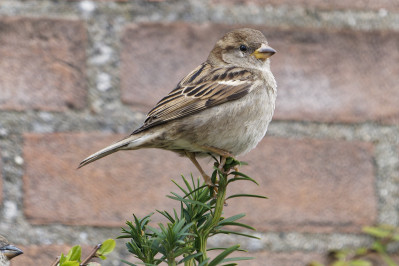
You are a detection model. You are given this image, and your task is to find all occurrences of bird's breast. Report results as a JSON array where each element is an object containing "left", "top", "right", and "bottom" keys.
[{"left": 173, "top": 82, "right": 277, "bottom": 156}]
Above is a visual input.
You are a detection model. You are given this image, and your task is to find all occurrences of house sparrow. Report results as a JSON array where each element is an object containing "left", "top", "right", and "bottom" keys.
[
  {"left": 0, "top": 235, "right": 23, "bottom": 266},
  {"left": 79, "top": 28, "right": 277, "bottom": 185}
]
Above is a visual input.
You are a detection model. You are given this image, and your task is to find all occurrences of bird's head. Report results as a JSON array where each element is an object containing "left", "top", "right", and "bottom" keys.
[
  {"left": 0, "top": 235, "right": 23, "bottom": 264},
  {"left": 208, "top": 28, "right": 276, "bottom": 70}
]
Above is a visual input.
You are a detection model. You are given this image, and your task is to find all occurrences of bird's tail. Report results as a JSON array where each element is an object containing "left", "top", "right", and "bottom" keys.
[{"left": 78, "top": 133, "right": 149, "bottom": 168}]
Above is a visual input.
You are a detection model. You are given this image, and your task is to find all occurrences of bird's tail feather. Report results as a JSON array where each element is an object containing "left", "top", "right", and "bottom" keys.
[{"left": 78, "top": 134, "right": 144, "bottom": 168}]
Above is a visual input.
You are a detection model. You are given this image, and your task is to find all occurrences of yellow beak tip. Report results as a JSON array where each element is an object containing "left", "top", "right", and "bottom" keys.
[{"left": 252, "top": 45, "right": 276, "bottom": 60}]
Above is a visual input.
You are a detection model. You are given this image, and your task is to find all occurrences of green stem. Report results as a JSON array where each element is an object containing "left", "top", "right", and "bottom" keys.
[
  {"left": 213, "top": 175, "right": 227, "bottom": 227},
  {"left": 168, "top": 258, "right": 177, "bottom": 266},
  {"left": 199, "top": 235, "right": 208, "bottom": 263},
  {"left": 199, "top": 169, "right": 228, "bottom": 265},
  {"left": 184, "top": 256, "right": 195, "bottom": 266}
]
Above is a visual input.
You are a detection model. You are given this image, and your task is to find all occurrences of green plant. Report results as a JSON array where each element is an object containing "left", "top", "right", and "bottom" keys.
[
  {"left": 308, "top": 225, "right": 399, "bottom": 266},
  {"left": 119, "top": 157, "right": 266, "bottom": 266},
  {"left": 51, "top": 239, "right": 116, "bottom": 266}
]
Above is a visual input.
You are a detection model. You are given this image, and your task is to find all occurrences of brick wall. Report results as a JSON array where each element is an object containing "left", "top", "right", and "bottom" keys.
[{"left": 0, "top": 0, "right": 398, "bottom": 265}]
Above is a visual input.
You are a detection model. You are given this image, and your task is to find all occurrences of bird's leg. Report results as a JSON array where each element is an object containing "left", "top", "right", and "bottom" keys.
[
  {"left": 219, "top": 156, "right": 227, "bottom": 172},
  {"left": 198, "top": 145, "right": 234, "bottom": 172},
  {"left": 185, "top": 151, "right": 214, "bottom": 187},
  {"left": 200, "top": 145, "right": 234, "bottom": 159}
]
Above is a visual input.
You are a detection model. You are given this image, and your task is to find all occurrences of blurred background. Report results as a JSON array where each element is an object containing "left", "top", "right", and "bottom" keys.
[{"left": 0, "top": 0, "right": 398, "bottom": 265}]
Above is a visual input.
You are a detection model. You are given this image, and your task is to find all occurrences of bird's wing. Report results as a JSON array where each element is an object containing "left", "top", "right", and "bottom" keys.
[{"left": 132, "top": 63, "right": 255, "bottom": 134}]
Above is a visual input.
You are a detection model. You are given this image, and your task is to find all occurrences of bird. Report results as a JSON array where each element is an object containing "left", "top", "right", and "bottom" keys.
[
  {"left": 0, "top": 235, "right": 23, "bottom": 266},
  {"left": 79, "top": 28, "right": 277, "bottom": 186}
]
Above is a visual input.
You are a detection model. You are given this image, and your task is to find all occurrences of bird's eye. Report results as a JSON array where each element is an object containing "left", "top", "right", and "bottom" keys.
[{"left": 239, "top": 44, "right": 248, "bottom": 52}]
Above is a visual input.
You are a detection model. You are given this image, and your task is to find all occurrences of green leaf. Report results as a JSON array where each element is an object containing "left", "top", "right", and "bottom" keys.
[
  {"left": 60, "top": 262, "right": 80, "bottom": 266},
  {"left": 228, "top": 172, "right": 259, "bottom": 185},
  {"left": 167, "top": 195, "right": 211, "bottom": 210},
  {"left": 330, "top": 249, "right": 349, "bottom": 260},
  {"left": 198, "top": 258, "right": 210, "bottom": 266},
  {"left": 156, "top": 210, "right": 175, "bottom": 223},
  {"left": 225, "top": 157, "right": 234, "bottom": 165},
  {"left": 217, "top": 221, "right": 256, "bottom": 231},
  {"left": 98, "top": 239, "right": 116, "bottom": 256},
  {"left": 227, "top": 177, "right": 259, "bottom": 186},
  {"left": 363, "top": 226, "right": 391, "bottom": 239},
  {"left": 208, "top": 245, "right": 240, "bottom": 266},
  {"left": 66, "top": 245, "right": 81, "bottom": 262},
  {"left": 207, "top": 247, "right": 247, "bottom": 252},
  {"left": 355, "top": 247, "right": 368, "bottom": 256},
  {"left": 226, "top": 194, "right": 267, "bottom": 200},
  {"left": 332, "top": 262, "right": 348, "bottom": 266},
  {"left": 218, "top": 214, "right": 246, "bottom": 223},
  {"left": 172, "top": 179, "right": 190, "bottom": 196},
  {"left": 220, "top": 256, "right": 254, "bottom": 263},
  {"left": 213, "top": 230, "right": 260, "bottom": 239},
  {"left": 380, "top": 252, "right": 397, "bottom": 266},
  {"left": 184, "top": 184, "right": 210, "bottom": 199},
  {"left": 211, "top": 169, "right": 218, "bottom": 185},
  {"left": 216, "top": 214, "right": 256, "bottom": 231},
  {"left": 371, "top": 243, "right": 397, "bottom": 266},
  {"left": 178, "top": 252, "right": 203, "bottom": 264},
  {"left": 349, "top": 260, "right": 372, "bottom": 266},
  {"left": 308, "top": 262, "right": 325, "bottom": 266},
  {"left": 120, "top": 260, "right": 138, "bottom": 266},
  {"left": 59, "top": 253, "right": 67, "bottom": 264},
  {"left": 372, "top": 241, "right": 386, "bottom": 253}
]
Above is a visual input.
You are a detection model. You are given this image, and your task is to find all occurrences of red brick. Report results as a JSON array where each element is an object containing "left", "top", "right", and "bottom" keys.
[
  {"left": 0, "top": 17, "right": 87, "bottom": 111},
  {"left": 211, "top": 0, "right": 399, "bottom": 10},
  {"left": 233, "top": 251, "right": 325, "bottom": 266},
  {"left": 24, "top": 133, "right": 376, "bottom": 232},
  {"left": 271, "top": 28, "right": 399, "bottom": 124},
  {"left": 23, "top": 132, "right": 200, "bottom": 226},
  {"left": 234, "top": 137, "right": 376, "bottom": 233},
  {"left": 242, "top": 251, "right": 399, "bottom": 266},
  {"left": 121, "top": 23, "right": 399, "bottom": 124},
  {"left": 68, "top": 0, "right": 128, "bottom": 1},
  {"left": 120, "top": 23, "right": 230, "bottom": 112},
  {"left": 0, "top": 149, "right": 2, "bottom": 205}
]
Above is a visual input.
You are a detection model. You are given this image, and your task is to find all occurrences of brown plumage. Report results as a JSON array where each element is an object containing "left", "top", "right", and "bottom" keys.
[
  {"left": 135, "top": 65, "right": 254, "bottom": 133},
  {"left": 79, "top": 28, "right": 277, "bottom": 185},
  {"left": 0, "top": 235, "right": 23, "bottom": 266}
]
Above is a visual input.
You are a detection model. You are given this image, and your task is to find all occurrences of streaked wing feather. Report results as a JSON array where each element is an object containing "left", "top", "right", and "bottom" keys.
[{"left": 132, "top": 64, "right": 255, "bottom": 134}]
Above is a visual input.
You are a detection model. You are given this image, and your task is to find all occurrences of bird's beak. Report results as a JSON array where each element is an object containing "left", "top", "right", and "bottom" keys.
[
  {"left": 1, "top": 244, "right": 23, "bottom": 260},
  {"left": 251, "top": 43, "right": 276, "bottom": 60}
]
